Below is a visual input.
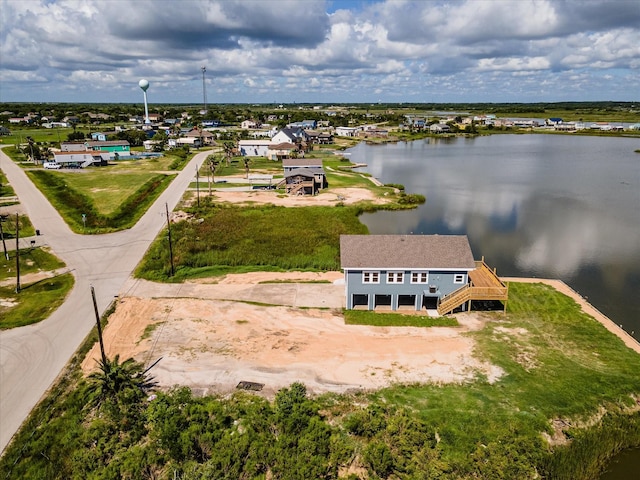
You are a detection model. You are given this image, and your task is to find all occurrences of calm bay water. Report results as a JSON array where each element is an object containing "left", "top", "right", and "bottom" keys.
[{"left": 347, "top": 134, "right": 640, "bottom": 477}]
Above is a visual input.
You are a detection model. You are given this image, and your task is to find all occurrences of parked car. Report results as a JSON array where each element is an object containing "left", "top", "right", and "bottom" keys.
[{"left": 43, "top": 162, "right": 62, "bottom": 169}]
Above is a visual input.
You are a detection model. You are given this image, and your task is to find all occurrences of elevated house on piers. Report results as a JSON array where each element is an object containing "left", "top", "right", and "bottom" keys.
[
  {"left": 278, "top": 158, "right": 327, "bottom": 196},
  {"left": 340, "top": 235, "right": 508, "bottom": 315}
]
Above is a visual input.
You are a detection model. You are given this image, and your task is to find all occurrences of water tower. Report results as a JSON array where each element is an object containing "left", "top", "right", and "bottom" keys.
[{"left": 139, "top": 79, "right": 150, "bottom": 124}]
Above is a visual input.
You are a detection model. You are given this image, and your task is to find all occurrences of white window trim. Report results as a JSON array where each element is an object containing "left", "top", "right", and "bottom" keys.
[
  {"left": 362, "top": 271, "right": 380, "bottom": 284},
  {"left": 387, "top": 271, "right": 404, "bottom": 284},
  {"left": 411, "top": 272, "right": 429, "bottom": 284},
  {"left": 453, "top": 274, "right": 466, "bottom": 284}
]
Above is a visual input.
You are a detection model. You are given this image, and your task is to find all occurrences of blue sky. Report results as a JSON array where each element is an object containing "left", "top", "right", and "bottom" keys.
[{"left": 1, "top": 0, "right": 639, "bottom": 104}]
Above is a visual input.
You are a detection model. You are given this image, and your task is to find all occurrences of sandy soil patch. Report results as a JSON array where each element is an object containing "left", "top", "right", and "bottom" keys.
[
  {"left": 83, "top": 275, "right": 503, "bottom": 397},
  {"left": 210, "top": 187, "right": 391, "bottom": 207},
  {"left": 192, "top": 271, "right": 344, "bottom": 285}
]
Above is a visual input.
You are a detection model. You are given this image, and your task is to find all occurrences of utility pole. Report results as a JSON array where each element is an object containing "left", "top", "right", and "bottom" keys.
[
  {"left": 201, "top": 66, "right": 207, "bottom": 114},
  {"left": 0, "top": 217, "right": 8, "bottom": 260},
  {"left": 196, "top": 164, "right": 200, "bottom": 207},
  {"left": 15, "top": 214, "right": 20, "bottom": 293},
  {"left": 91, "top": 286, "right": 108, "bottom": 366},
  {"left": 165, "top": 203, "right": 175, "bottom": 277}
]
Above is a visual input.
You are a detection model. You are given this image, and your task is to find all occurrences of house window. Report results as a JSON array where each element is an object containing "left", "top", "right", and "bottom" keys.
[
  {"left": 363, "top": 272, "right": 380, "bottom": 284},
  {"left": 454, "top": 274, "right": 466, "bottom": 284},
  {"left": 411, "top": 272, "right": 428, "bottom": 284},
  {"left": 387, "top": 272, "right": 404, "bottom": 284}
]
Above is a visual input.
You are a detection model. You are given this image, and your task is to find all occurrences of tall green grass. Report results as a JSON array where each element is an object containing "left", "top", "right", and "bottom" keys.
[{"left": 136, "top": 203, "right": 368, "bottom": 281}]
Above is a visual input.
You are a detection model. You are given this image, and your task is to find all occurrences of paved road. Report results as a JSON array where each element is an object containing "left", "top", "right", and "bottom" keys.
[{"left": 0, "top": 149, "right": 210, "bottom": 453}]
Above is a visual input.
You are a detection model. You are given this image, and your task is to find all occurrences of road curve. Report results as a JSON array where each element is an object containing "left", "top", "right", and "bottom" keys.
[{"left": 0, "top": 148, "right": 210, "bottom": 453}]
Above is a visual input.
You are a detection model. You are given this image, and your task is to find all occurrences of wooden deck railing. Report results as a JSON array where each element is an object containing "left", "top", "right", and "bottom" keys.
[{"left": 437, "top": 259, "right": 509, "bottom": 315}]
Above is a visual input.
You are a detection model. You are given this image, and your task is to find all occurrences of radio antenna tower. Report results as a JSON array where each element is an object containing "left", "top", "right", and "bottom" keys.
[{"left": 201, "top": 66, "right": 207, "bottom": 114}]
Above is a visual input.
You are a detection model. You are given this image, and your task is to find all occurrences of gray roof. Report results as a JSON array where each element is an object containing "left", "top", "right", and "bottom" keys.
[
  {"left": 87, "top": 140, "right": 130, "bottom": 147},
  {"left": 340, "top": 235, "right": 475, "bottom": 270},
  {"left": 282, "top": 158, "right": 322, "bottom": 168},
  {"left": 284, "top": 167, "right": 324, "bottom": 178}
]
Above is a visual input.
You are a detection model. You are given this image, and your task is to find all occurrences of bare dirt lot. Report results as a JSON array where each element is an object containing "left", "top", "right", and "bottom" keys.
[
  {"left": 82, "top": 272, "right": 504, "bottom": 397},
  {"left": 209, "top": 186, "right": 391, "bottom": 207}
]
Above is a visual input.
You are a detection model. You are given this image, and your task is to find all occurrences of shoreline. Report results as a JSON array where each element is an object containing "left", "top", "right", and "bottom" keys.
[{"left": 503, "top": 277, "right": 640, "bottom": 355}]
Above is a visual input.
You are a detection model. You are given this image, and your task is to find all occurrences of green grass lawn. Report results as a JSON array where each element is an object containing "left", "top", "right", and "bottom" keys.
[
  {"left": 0, "top": 247, "right": 65, "bottom": 281},
  {"left": 0, "top": 169, "right": 16, "bottom": 197},
  {"left": 361, "top": 281, "right": 640, "bottom": 478},
  {"left": 0, "top": 272, "right": 74, "bottom": 329},
  {"left": 25, "top": 168, "right": 174, "bottom": 233},
  {"left": 0, "top": 127, "right": 76, "bottom": 145},
  {"left": 344, "top": 309, "right": 458, "bottom": 327}
]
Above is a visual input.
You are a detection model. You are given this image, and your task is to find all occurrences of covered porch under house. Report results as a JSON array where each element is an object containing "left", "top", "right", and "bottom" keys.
[{"left": 349, "top": 258, "right": 508, "bottom": 315}]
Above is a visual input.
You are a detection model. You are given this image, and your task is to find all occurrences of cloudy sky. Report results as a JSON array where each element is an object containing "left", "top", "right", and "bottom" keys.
[{"left": 1, "top": 0, "right": 639, "bottom": 104}]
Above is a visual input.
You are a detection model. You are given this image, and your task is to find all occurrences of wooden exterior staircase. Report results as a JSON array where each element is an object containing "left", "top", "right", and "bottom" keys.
[
  {"left": 286, "top": 180, "right": 314, "bottom": 196},
  {"left": 437, "top": 259, "right": 509, "bottom": 315}
]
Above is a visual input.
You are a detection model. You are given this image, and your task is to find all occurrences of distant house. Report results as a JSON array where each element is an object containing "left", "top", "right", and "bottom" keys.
[
  {"left": 335, "top": 126, "right": 360, "bottom": 137},
  {"left": 91, "top": 132, "right": 108, "bottom": 141},
  {"left": 183, "top": 129, "right": 216, "bottom": 146},
  {"left": 555, "top": 123, "right": 576, "bottom": 132},
  {"left": 238, "top": 139, "right": 272, "bottom": 157},
  {"left": 282, "top": 158, "right": 323, "bottom": 173},
  {"left": 0, "top": 126, "right": 10, "bottom": 135},
  {"left": 53, "top": 150, "right": 109, "bottom": 168},
  {"left": 241, "top": 119, "right": 261, "bottom": 129},
  {"left": 60, "top": 140, "right": 131, "bottom": 157},
  {"left": 60, "top": 142, "right": 87, "bottom": 152},
  {"left": 305, "top": 130, "right": 334, "bottom": 144},
  {"left": 283, "top": 168, "right": 323, "bottom": 196},
  {"left": 86, "top": 140, "right": 131, "bottom": 155},
  {"left": 169, "top": 137, "right": 202, "bottom": 148},
  {"left": 340, "top": 235, "right": 508, "bottom": 314},
  {"left": 546, "top": 117, "right": 563, "bottom": 126},
  {"left": 282, "top": 158, "right": 327, "bottom": 195},
  {"left": 429, "top": 124, "right": 451, "bottom": 134},
  {"left": 267, "top": 142, "right": 298, "bottom": 160},
  {"left": 272, "top": 127, "right": 309, "bottom": 144}
]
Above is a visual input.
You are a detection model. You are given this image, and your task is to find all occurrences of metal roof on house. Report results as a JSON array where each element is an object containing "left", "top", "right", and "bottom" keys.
[{"left": 340, "top": 235, "right": 475, "bottom": 270}]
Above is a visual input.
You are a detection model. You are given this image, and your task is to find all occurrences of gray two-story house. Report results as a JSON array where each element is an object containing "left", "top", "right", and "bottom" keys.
[{"left": 340, "top": 234, "right": 478, "bottom": 311}]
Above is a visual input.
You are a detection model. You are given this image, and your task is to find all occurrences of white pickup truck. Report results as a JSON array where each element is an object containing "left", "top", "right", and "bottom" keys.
[{"left": 43, "top": 162, "right": 62, "bottom": 169}]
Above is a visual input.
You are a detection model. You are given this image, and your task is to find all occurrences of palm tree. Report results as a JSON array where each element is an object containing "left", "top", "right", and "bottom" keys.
[
  {"left": 243, "top": 158, "right": 250, "bottom": 179},
  {"left": 84, "top": 355, "right": 156, "bottom": 410},
  {"left": 223, "top": 141, "right": 235, "bottom": 166}
]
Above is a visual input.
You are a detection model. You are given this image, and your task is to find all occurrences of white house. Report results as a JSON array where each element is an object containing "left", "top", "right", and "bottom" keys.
[
  {"left": 238, "top": 139, "right": 272, "bottom": 157},
  {"left": 168, "top": 137, "right": 202, "bottom": 148},
  {"left": 241, "top": 119, "right": 262, "bottom": 129},
  {"left": 335, "top": 126, "right": 360, "bottom": 137},
  {"left": 430, "top": 124, "right": 451, "bottom": 133},
  {"left": 53, "top": 151, "right": 109, "bottom": 168}
]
